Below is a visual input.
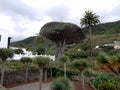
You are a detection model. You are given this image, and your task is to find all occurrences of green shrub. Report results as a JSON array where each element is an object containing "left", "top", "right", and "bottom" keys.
[
  {"left": 6, "top": 60, "right": 24, "bottom": 69},
  {"left": 98, "top": 81, "right": 118, "bottom": 90},
  {"left": 50, "top": 77, "right": 74, "bottom": 90},
  {"left": 97, "top": 52, "right": 108, "bottom": 64},
  {"left": 67, "top": 51, "right": 89, "bottom": 59},
  {"left": 90, "top": 74, "right": 118, "bottom": 90},
  {"left": 84, "top": 69, "right": 94, "bottom": 77}
]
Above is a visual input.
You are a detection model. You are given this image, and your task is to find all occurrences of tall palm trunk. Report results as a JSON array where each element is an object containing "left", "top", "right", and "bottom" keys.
[
  {"left": 81, "top": 71, "right": 86, "bottom": 90},
  {"left": 0, "top": 61, "right": 5, "bottom": 86},
  {"left": 25, "top": 66, "right": 29, "bottom": 82},
  {"left": 64, "top": 62, "right": 67, "bottom": 79},
  {"left": 39, "top": 68, "right": 43, "bottom": 90},
  {"left": 89, "top": 26, "right": 92, "bottom": 60}
]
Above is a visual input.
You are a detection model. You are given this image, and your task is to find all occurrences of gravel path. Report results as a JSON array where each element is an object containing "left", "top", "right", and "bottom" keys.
[{"left": 7, "top": 82, "right": 52, "bottom": 90}]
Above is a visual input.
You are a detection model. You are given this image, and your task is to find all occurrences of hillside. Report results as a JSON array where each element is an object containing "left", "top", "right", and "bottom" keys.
[
  {"left": 11, "top": 36, "right": 56, "bottom": 55},
  {"left": 82, "top": 20, "right": 120, "bottom": 35},
  {"left": 11, "top": 20, "right": 120, "bottom": 53}
]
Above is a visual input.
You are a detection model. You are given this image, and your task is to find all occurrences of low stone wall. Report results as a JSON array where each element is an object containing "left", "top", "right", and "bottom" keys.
[{"left": 3, "top": 69, "right": 40, "bottom": 85}]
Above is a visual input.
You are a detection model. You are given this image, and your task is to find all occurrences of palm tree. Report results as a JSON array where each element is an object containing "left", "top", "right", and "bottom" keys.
[
  {"left": 0, "top": 48, "right": 14, "bottom": 86},
  {"left": 33, "top": 56, "right": 49, "bottom": 90},
  {"left": 71, "top": 59, "right": 88, "bottom": 90},
  {"left": 59, "top": 55, "right": 70, "bottom": 79},
  {"left": 80, "top": 10, "right": 100, "bottom": 60},
  {"left": 20, "top": 57, "right": 32, "bottom": 82}
]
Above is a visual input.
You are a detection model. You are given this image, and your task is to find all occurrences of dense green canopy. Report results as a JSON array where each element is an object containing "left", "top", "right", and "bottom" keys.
[{"left": 40, "top": 22, "right": 85, "bottom": 45}]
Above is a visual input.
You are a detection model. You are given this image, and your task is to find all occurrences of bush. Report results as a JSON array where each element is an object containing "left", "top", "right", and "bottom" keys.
[
  {"left": 98, "top": 81, "right": 118, "bottom": 90},
  {"left": 90, "top": 74, "right": 118, "bottom": 90},
  {"left": 6, "top": 60, "right": 24, "bottom": 69},
  {"left": 50, "top": 77, "right": 74, "bottom": 90},
  {"left": 67, "top": 51, "right": 89, "bottom": 59},
  {"left": 97, "top": 52, "right": 108, "bottom": 64}
]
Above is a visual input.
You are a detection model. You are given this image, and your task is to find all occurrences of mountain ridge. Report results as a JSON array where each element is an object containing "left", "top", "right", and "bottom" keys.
[{"left": 11, "top": 20, "right": 120, "bottom": 48}]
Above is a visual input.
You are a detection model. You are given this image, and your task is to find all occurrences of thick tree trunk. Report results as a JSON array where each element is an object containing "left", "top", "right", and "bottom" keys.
[
  {"left": 25, "top": 66, "right": 29, "bottom": 82},
  {"left": 81, "top": 71, "right": 86, "bottom": 90},
  {"left": 64, "top": 62, "right": 67, "bottom": 79},
  {"left": 39, "top": 68, "right": 43, "bottom": 90},
  {"left": 0, "top": 61, "right": 5, "bottom": 86},
  {"left": 55, "top": 40, "right": 65, "bottom": 61},
  {"left": 89, "top": 26, "right": 92, "bottom": 60}
]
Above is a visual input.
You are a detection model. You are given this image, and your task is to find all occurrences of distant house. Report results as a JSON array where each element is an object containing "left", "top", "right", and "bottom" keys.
[
  {"left": 0, "top": 30, "right": 11, "bottom": 48},
  {"left": 114, "top": 44, "right": 120, "bottom": 49}
]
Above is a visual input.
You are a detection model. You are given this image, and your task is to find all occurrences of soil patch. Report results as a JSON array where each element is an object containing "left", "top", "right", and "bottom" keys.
[
  {"left": 73, "top": 80, "right": 93, "bottom": 90},
  {"left": 4, "top": 77, "right": 54, "bottom": 88},
  {"left": 5, "top": 78, "right": 93, "bottom": 90}
]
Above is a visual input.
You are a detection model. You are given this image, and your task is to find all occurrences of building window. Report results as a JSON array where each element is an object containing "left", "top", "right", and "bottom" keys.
[{"left": 0, "top": 35, "right": 1, "bottom": 41}]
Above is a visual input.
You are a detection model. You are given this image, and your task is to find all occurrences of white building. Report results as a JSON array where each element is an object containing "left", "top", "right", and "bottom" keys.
[
  {"left": 9, "top": 47, "right": 55, "bottom": 61},
  {"left": 0, "top": 30, "right": 10, "bottom": 48}
]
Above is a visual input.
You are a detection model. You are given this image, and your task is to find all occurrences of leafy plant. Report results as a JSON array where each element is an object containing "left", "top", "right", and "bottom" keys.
[
  {"left": 97, "top": 52, "right": 108, "bottom": 64},
  {"left": 98, "top": 81, "right": 118, "bottom": 90},
  {"left": 50, "top": 77, "right": 74, "bottom": 90},
  {"left": 90, "top": 73, "right": 118, "bottom": 90}
]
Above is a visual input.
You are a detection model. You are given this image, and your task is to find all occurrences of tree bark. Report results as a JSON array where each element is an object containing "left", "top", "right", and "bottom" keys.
[
  {"left": 64, "top": 62, "right": 67, "bottom": 79},
  {"left": 44, "top": 69, "right": 47, "bottom": 82},
  {"left": 81, "top": 71, "right": 86, "bottom": 90},
  {"left": 55, "top": 41, "right": 65, "bottom": 61},
  {"left": 25, "top": 66, "right": 29, "bottom": 82},
  {"left": 39, "top": 68, "right": 43, "bottom": 90},
  {"left": 0, "top": 61, "right": 5, "bottom": 86}
]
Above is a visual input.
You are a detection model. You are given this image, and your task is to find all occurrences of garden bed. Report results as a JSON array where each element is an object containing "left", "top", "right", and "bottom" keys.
[{"left": 4, "top": 77, "right": 93, "bottom": 90}]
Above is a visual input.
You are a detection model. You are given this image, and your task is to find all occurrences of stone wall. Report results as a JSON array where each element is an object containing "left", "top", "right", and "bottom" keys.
[{"left": 3, "top": 69, "right": 40, "bottom": 85}]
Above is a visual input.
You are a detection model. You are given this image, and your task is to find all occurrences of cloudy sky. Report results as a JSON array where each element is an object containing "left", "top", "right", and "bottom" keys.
[{"left": 0, "top": 0, "right": 120, "bottom": 41}]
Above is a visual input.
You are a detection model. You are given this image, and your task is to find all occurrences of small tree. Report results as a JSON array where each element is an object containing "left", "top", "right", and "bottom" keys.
[
  {"left": 0, "top": 48, "right": 14, "bottom": 86},
  {"left": 14, "top": 48, "right": 24, "bottom": 54},
  {"left": 20, "top": 57, "right": 32, "bottom": 82},
  {"left": 35, "top": 45, "right": 45, "bottom": 55},
  {"left": 59, "top": 55, "right": 70, "bottom": 78},
  {"left": 50, "top": 77, "right": 74, "bottom": 90},
  {"left": 71, "top": 59, "right": 88, "bottom": 90},
  {"left": 33, "top": 56, "right": 49, "bottom": 90}
]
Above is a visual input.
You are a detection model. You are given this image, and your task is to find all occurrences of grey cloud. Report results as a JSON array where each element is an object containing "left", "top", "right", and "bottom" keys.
[
  {"left": 0, "top": 0, "right": 41, "bottom": 22},
  {"left": 45, "top": 4, "right": 70, "bottom": 21},
  {"left": 99, "top": 4, "right": 120, "bottom": 23}
]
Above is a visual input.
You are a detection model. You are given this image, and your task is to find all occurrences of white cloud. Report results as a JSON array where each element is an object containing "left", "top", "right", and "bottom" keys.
[
  {"left": 22, "top": 16, "right": 52, "bottom": 37},
  {"left": 0, "top": 13, "right": 19, "bottom": 35},
  {"left": 0, "top": 0, "right": 120, "bottom": 41}
]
